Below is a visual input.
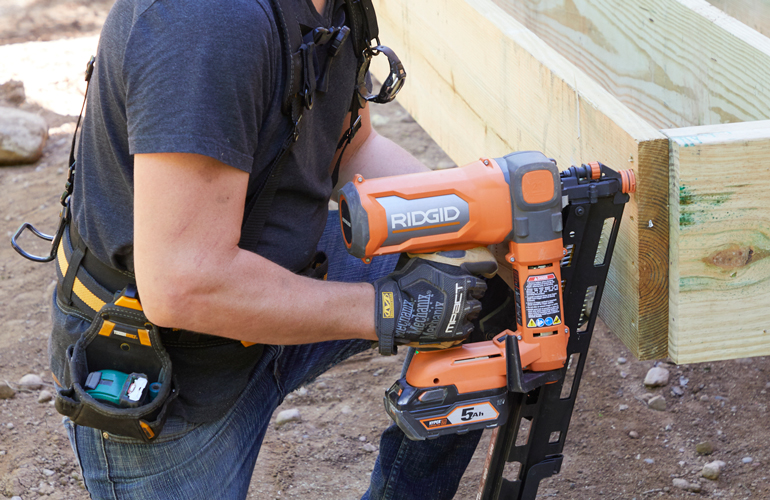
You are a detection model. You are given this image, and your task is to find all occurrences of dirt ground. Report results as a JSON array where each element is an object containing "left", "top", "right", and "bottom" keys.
[{"left": 1, "top": 2, "right": 769, "bottom": 499}]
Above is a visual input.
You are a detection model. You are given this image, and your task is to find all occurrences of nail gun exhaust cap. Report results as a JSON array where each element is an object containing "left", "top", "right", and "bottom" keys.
[{"left": 620, "top": 169, "right": 636, "bottom": 194}]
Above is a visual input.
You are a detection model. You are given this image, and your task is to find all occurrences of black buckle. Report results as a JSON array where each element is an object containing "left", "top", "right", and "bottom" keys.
[
  {"left": 11, "top": 204, "right": 69, "bottom": 263},
  {"left": 356, "top": 45, "right": 406, "bottom": 105}
]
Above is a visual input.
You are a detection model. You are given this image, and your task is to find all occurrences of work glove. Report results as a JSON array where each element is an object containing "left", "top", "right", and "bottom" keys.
[{"left": 373, "top": 248, "right": 497, "bottom": 355}]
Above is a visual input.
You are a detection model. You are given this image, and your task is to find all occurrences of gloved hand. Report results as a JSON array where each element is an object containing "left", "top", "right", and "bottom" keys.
[{"left": 373, "top": 248, "right": 497, "bottom": 355}]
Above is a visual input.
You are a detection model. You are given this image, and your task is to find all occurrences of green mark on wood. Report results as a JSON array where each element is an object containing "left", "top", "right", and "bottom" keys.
[{"left": 678, "top": 185, "right": 733, "bottom": 227}]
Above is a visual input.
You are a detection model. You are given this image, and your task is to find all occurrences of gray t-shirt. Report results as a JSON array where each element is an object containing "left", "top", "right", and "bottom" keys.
[
  {"left": 62, "top": 0, "right": 361, "bottom": 422},
  {"left": 73, "top": 0, "right": 357, "bottom": 274}
]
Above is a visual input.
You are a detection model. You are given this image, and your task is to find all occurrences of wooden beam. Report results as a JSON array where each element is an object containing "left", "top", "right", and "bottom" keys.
[
  {"left": 706, "top": 0, "right": 770, "bottom": 37},
  {"left": 493, "top": 0, "right": 770, "bottom": 130},
  {"left": 665, "top": 121, "right": 770, "bottom": 363},
  {"left": 372, "top": 0, "right": 670, "bottom": 359}
]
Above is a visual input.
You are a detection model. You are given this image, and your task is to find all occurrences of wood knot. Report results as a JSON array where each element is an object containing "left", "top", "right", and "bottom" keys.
[{"left": 705, "top": 245, "right": 768, "bottom": 269}]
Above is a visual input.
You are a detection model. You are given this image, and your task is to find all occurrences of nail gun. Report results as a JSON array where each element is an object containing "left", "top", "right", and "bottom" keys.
[{"left": 338, "top": 150, "right": 635, "bottom": 499}]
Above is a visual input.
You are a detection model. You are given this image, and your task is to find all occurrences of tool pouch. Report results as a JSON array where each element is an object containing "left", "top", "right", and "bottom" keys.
[{"left": 55, "top": 287, "right": 177, "bottom": 442}]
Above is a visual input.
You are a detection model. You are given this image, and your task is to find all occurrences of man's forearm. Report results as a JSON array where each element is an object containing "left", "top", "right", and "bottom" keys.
[{"left": 140, "top": 244, "right": 377, "bottom": 344}]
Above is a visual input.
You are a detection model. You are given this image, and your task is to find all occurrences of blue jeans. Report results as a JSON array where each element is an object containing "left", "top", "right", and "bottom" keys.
[{"left": 57, "top": 212, "right": 482, "bottom": 499}]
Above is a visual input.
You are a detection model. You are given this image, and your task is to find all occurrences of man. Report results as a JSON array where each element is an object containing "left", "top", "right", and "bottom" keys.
[{"left": 50, "top": 0, "right": 485, "bottom": 497}]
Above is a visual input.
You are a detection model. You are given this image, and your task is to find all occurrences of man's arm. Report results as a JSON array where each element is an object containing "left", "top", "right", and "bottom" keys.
[
  {"left": 133, "top": 152, "right": 377, "bottom": 344},
  {"left": 134, "top": 104, "right": 431, "bottom": 345}
]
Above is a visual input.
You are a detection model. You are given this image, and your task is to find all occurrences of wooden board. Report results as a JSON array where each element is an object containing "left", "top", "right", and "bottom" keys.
[
  {"left": 706, "top": 0, "right": 770, "bottom": 37},
  {"left": 493, "top": 0, "right": 770, "bottom": 130},
  {"left": 371, "top": 0, "right": 670, "bottom": 359},
  {"left": 665, "top": 121, "right": 770, "bottom": 363}
]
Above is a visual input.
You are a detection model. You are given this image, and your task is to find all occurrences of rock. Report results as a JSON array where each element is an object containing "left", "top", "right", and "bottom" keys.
[
  {"left": 0, "top": 80, "right": 25, "bottom": 105},
  {"left": 701, "top": 460, "right": 726, "bottom": 480},
  {"left": 696, "top": 441, "right": 714, "bottom": 455},
  {"left": 18, "top": 373, "right": 44, "bottom": 390},
  {"left": 275, "top": 409, "right": 301, "bottom": 426},
  {"left": 362, "top": 443, "right": 377, "bottom": 453},
  {"left": 0, "top": 107, "right": 48, "bottom": 165},
  {"left": 628, "top": 431, "right": 639, "bottom": 439},
  {"left": 671, "top": 386, "right": 684, "bottom": 397},
  {"left": 672, "top": 478, "right": 689, "bottom": 490},
  {"left": 647, "top": 395, "right": 666, "bottom": 411},
  {"left": 699, "top": 395, "right": 710, "bottom": 402},
  {"left": 617, "top": 357, "right": 627, "bottom": 365},
  {"left": 43, "top": 468, "right": 55, "bottom": 477},
  {"left": 0, "top": 383, "right": 15, "bottom": 399},
  {"left": 358, "top": 436, "right": 367, "bottom": 442},
  {"left": 644, "top": 458, "right": 654, "bottom": 464},
  {"left": 687, "top": 482, "right": 702, "bottom": 493},
  {"left": 37, "top": 480, "right": 55, "bottom": 495},
  {"left": 618, "top": 404, "right": 629, "bottom": 411},
  {"left": 742, "top": 456, "right": 753, "bottom": 464},
  {"left": 341, "top": 405, "right": 352, "bottom": 415},
  {"left": 38, "top": 390, "right": 53, "bottom": 403},
  {"left": 296, "top": 387, "right": 308, "bottom": 396},
  {"left": 643, "top": 366, "right": 670, "bottom": 387},
  {"left": 316, "top": 381, "right": 328, "bottom": 389}
]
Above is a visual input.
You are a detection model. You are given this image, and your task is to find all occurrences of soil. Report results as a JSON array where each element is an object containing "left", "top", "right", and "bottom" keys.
[{"left": 0, "top": 3, "right": 768, "bottom": 499}]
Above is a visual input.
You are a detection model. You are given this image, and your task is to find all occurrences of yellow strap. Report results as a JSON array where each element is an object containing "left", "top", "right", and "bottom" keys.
[{"left": 57, "top": 244, "right": 107, "bottom": 312}]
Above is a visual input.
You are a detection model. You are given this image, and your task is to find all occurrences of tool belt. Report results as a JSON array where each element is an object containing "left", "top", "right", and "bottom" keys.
[
  {"left": 53, "top": 224, "right": 178, "bottom": 442},
  {"left": 53, "top": 223, "right": 329, "bottom": 442}
]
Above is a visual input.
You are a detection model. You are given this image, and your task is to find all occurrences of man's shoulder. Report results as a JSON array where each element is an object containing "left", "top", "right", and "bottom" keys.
[{"left": 123, "top": 0, "right": 279, "bottom": 38}]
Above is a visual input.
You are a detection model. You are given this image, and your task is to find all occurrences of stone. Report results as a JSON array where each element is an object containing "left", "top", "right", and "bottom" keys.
[
  {"left": 38, "top": 390, "right": 53, "bottom": 403},
  {"left": 18, "top": 373, "right": 44, "bottom": 390},
  {"left": 362, "top": 443, "right": 377, "bottom": 453},
  {"left": 742, "top": 456, "right": 753, "bottom": 464},
  {"left": 643, "top": 366, "right": 670, "bottom": 387},
  {"left": 0, "top": 80, "right": 25, "bottom": 105},
  {"left": 618, "top": 404, "right": 629, "bottom": 411},
  {"left": 628, "top": 431, "right": 639, "bottom": 439},
  {"left": 696, "top": 441, "right": 714, "bottom": 455},
  {"left": 275, "top": 409, "right": 301, "bottom": 426},
  {"left": 296, "top": 387, "right": 308, "bottom": 396},
  {"left": 672, "top": 478, "right": 689, "bottom": 490},
  {"left": 617, "top": 357, "right": 627, "bottom": 365},
  {"left": 687, "top": 482, "right": 702, "bottom": 493},
  {"left": 0, "top": 383, "right": 15, "bottom": 399},
  {"left": 647, "top": 395, "right": 666, "bottom": 411},
  {"left": 701, "top": 460, "right": 726, "bottom": 480},
  {"left": 359, "top": 436, "right": 367, "bottom": 442},
  {"left": 341, "top": 405, "right": 353, "bottom": 415},
  {"left": 0, "top": 107, "right": 48, "bottom": 165},
  {"left": 671, "top": 386, "right": 684, "bottom": 397}
]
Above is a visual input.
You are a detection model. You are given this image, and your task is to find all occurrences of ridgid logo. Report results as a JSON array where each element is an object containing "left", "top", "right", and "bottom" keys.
[
  {"left": 377, "top": 194, "right": 470, "bottom": 247},
  {"left": 390, "top": 206, "right": 461, "bottom": 232}
]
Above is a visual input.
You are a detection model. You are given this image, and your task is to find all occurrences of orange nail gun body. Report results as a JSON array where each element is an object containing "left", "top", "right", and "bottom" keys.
[{"left": 339, "top": 151, "right": 635, "bottom": 441}]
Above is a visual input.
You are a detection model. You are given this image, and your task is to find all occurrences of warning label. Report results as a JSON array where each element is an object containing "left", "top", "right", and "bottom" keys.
[{"left": 524, "top": 273, "right": 561, "bottom": 326}]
